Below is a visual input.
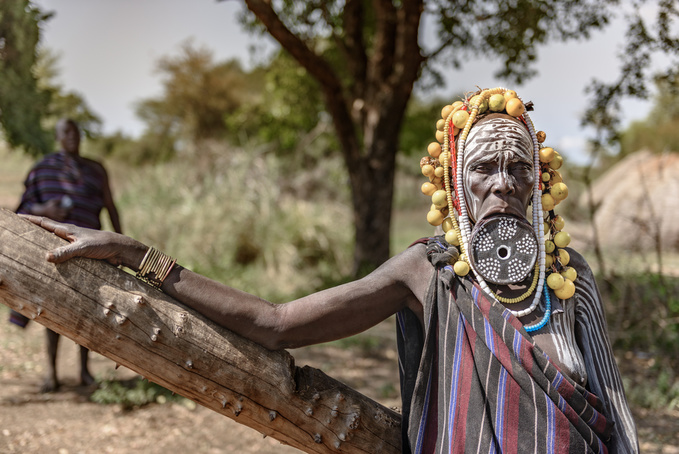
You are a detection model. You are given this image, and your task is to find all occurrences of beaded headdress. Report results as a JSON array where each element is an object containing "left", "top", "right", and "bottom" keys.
[{"left": 420, "top": 88, "right": 576, "bottom": 330}]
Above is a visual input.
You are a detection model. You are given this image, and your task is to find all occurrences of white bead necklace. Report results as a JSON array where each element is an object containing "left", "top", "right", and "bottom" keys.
[{"left": 455, "top": 90, "right": 546, "bottom": 318}]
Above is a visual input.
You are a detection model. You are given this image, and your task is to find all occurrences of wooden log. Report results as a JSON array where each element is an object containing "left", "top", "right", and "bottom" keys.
[{"left": 0, "top": 209, "right": 401, "bottom": 453}]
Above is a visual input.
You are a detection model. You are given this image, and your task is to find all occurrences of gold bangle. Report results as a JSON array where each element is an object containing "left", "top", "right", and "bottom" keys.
[{"left": 136, "top": 246, "right": 176, "bottom": 290}]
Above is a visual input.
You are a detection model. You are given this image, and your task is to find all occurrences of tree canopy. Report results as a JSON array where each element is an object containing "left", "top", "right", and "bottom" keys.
[
  {"left": 0, "top": 0, "right": 52, "bottom": 155},
  {"left": 584, "top": 0, "right": 679, "bottom": 153},
  {"left": 0, "top": 1, "right": 101, "bottom": 155}
]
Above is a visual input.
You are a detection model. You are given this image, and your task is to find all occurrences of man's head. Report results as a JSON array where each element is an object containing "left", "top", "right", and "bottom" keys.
[{"left": 56, "top": 119, "right": 80, "bottom": 155}]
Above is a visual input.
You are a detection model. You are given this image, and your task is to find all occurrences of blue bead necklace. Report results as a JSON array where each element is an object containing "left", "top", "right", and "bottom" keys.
[{"left": 524, "top": 282, "right": 551, "bottom": 333}]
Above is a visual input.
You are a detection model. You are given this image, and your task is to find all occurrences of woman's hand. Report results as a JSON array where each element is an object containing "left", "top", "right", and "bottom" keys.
[{"left": 22, "top": 215, "right": 147, "bottom": 270}]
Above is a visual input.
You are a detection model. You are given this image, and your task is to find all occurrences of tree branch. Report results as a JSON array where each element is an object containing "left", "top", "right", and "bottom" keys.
[
  {"left": 0, "top": 209, "right": 401, "bottom": 454},
  {"left": 341, "top": 0, "right": 368, "bottom": 97},
  {"left": 242, "top": 0, "right": 362, "bottom": 164}
]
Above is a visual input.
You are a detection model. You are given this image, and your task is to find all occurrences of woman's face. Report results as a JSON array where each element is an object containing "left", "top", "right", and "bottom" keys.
[{"left": 462, "top": 117, "right": 535, "bottom": 223}]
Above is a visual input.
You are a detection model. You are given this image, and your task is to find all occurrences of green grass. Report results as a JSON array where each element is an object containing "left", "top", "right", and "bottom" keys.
[
  {"left": 0, "top": 144, "right": 33, "bottom": 210},
  {"left": 90, "top": 376, "right": 193, "bottom": 411},
  {"left": 103, "top": 143, "right": 354, "bottom": 301}
]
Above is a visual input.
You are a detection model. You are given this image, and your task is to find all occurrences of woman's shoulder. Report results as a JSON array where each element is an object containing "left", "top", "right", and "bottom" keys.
[
  {"left": 562, "top": 248, "right": 605, "bottom": 311},
  {"left": 376, "top": 239, "right": 432, "bottom": 285},
  {"left": 563, "top": 247, "right": 595, "bottom": 281}
]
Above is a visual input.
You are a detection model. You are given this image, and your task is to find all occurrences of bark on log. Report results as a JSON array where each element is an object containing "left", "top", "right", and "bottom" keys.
[{"left": 0, "top": 209, "right": 401, "bottom": 453}]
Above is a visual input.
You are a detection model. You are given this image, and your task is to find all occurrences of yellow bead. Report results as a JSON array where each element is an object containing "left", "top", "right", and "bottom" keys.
[
  {"left": 488, "top": 93, "right": 506, "bottom": 112},
  {"left": 553, "top": 215, "right": 565, "bottom": 231},
  {"left": 453, "top": 260, "right": 470, "bottom": 276},
  {"left": 445, "top": 229, "right": 460, "bottom": 246},
  {"left": 545, "top": 240, "right": 555, "bottom": 253},
  {"left": 541, "top": 172, "right": 551, "bottom": 182},
  {"left": 558, "top": 248, "right": 570, "bottom": 266},
  {"left": 547, "top": 272, "right": 565, "bottom": 290},
  {"left": 441, "top": 104, "right": 454, "bottom": 119},
  {"left": 550, "top": 171, "right": 563, "bottom": 184},
  {"left": 479, "top": 98, "right": 489, "bottom": 113},
  {"left": 432, "top": 190, "right": 448, "bottom": 208},
  {"left": 421, "top": 182, "right": 437, "bottom": 196},
  {"left": 434, "top": 166, "right": 445, "bottom": 178},
  {"left": 542, "top": 193, "right": 555, "bottom": 211},
  {"left": 549, "top": 154, "right": 563, "bottom": 170},
  {"left": 436, "top": 119, "right": 446, "bottom": 131},
  {"left": 442, "top": 217, "right": 453, "bottom": 232},
  {"left": 561, "top": 266, "right": 577, "bottom": 282},
  {"left": 452, "top": 110, "right": 470, "bottom": 129},
  {"left": 539, "top": 147, "right": 555, "bottom": 163},
  {"left": 545, "top": 254, "right": 554, "bottom": 269},
  {"left": 435, "top": 130, "right": 445, "bottom": 143},
  {"left": 554, "top": 278, "right": 575, "bottom": 299},
  {"left": 506, "top": 97, "right": 525, "bottom": 117},
  {"left": 427, "top": 209, "right": 445, "bottom": 226},
  {"left": 554, "top": 231, "right": 571, "bottom": 248},
  {"left": 451, "top": 100, "right": 464, "bottom": 111},
  {"left": 543, "top": 221, "right": 550, "bottom": 235},
  {"left": 422, "top": 164, "right": 435, "bottom": 177},
  {"left": 504, "top": 90, "right": 517, "bottom": 101},
  {"left": 427, "top": 142, "right": 442, "bottom": 158},
  {"left": 551, "top": 182, "right": 568, "bottom": 201}
]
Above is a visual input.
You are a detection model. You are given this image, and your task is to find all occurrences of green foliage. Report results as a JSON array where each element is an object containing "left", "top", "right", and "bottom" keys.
[
  {"left": 619, "top": 77, "right": 679, "bottom": 156},
  {"left": 583, "top": 1, "right": 679, "bottom": 154},
  {"left": 624, "top": 363, "right": 679, "bottom": 411},
  {"left": 108, "top": 141, "right": 353, "bottom": 301},
  {"left": 90, "top": 377, "right": 190, "bottom": 411},
  {"left": 133, "top": 41, "right": 263, "bottom": 160},
  {"left": 328, "top": 333, "right": 387, "bottom": 356},
  {"left": 0, "top": 5, "right": 101, "bottom": 156},
  {"left": 601, "top": 272, "right": 679, "bottom": 410},
  {"left": 241, "top": 0, "right": 614, "bottom": 85},
  {"left": 0, "top": 0, "right": 53, "bottom": 154},
  {"left": 606, "top": 273, "right": 679, "bottom": 354},
  {"left": 35, "top": 48, "right": 102, "bottom": 138},
  {"left": 225, "top": 51, "right": 330, "bottom": 156},
  {"left": 85, "top": 130, "right": 175, "bottom": 166},
  {"left": 399, "top": 96, "right": 450, "bottom": 159}
]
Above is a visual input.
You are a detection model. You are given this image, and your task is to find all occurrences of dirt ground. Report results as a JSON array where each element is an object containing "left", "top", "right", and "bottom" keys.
[
  {"left": 0, "top": 305, "right": 677, "bottom": 453},
  {"left": 0, "top": 308, "right": 401, "bottom": 454}
]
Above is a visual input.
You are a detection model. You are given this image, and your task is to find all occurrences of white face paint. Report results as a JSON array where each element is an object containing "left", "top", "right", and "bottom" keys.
[{"left": 461, "top": 117, "right": 535, "bottom": 223}]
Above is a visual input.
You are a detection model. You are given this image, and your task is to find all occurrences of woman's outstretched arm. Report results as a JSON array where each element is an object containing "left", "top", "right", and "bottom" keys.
[{"left": 24, "top": 215, "right": 431, "bottom": 350}]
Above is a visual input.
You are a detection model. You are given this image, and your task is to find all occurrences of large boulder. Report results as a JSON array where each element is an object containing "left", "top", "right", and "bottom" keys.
[{"left": 583, "top": 150, "right": 679, "bottom": 252}]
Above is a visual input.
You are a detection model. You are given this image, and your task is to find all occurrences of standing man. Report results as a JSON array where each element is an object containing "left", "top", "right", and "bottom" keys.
[{"left": 10, "top": 118, "right": 122, "bottom": 392}]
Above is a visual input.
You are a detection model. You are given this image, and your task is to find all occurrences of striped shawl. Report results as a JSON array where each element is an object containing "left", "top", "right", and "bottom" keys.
[{"left": 397, "top": 237, "right": 614, "bottom": 453}]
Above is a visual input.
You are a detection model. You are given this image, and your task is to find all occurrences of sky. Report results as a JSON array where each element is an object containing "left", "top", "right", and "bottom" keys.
[{"left": 32, "top": 0, "right": 659, "bottom": 164}]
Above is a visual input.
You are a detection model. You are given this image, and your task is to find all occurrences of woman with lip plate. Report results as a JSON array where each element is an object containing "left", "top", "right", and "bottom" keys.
[{"left": 24, "top": 88, "right": 638, "bottom": 453}]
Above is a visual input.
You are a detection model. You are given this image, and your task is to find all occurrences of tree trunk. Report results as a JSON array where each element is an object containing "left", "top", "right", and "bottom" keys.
[
  {"left": 0, "top": 209, "right": 401, "bottom": 454},
  {"left": 350, "top": 153, "right": 396, "bottom": 276},
  {"left": 241, "top": 0, "right": 424, "bottom": 276}
]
